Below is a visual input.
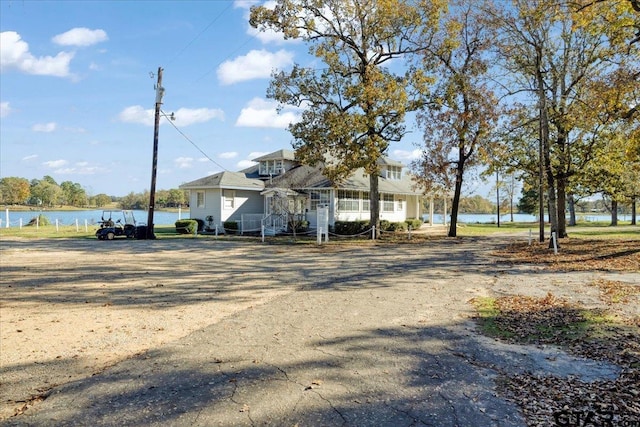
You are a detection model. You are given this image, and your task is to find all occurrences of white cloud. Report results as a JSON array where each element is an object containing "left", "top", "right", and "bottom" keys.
[
  {"left": 52, "top": 28, "right": 108, "bottom": 47},
  {"left": 22, "top": 154, "right": 38, "bottom": 161},
  {"left": 174, "top": 157, "right": 194, "bottom": 168},
  {"left": 43, "top": 159, "right": 68, "bottom": 168},
  {"left": 240, "top": 1, "right": 289, "bottom": 44},
  {"left": 218, "top": 49, "right": 293, "bottom": 85},
  {"left": 54, "top": 165, "right": 105, "bottom": 175},
  {"left": 0, "top": 101, "right": 12, "bottom": 118},
  {"left": 32, "top": 122, "right": 57, "bottom": 132},
  {"left": 392, "top": 149, "right": 422, "bottom": 162},
  {"left": 219, "top": 151, "right": 238, "bottom": 159},
  {"left": 236, "top": 97, "right": 301, "bottom": 128},
  {"left": 0, "top": 31, "right": 74, "bottom": 77},
  {"left": 197, "top": 157, "right": 209, "bottom": 162},
  {"left": 237, "top": 159, "right": 257, "bottom": 169},
  {"left": 248, "top": 151, "right": 269, "bottom": 158},
  {"left": 118, "top": 105, "right": 224, "bottom": 127},
  {"left": 233, "top": 0, "right": 260, "bottom": 9},
  {"left": 172, "top": 107, "right": 225, "bottom": 126},
  {"left": 118, "top": 105, "right": 154, "bottom": 126}
]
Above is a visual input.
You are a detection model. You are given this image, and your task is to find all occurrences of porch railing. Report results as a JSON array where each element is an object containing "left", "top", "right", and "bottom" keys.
[{"left": 240, "top": 213, "right": 263, "bottom": 234}]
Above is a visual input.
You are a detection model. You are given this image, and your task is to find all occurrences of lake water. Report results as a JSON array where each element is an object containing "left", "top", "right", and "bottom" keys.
[
  {"left": 425, "top": 213, "right": 634, "bottom": 224},
  {"left": 1, "top": 209, "right": 633, "bottom": 228},
  {"left": 1, "top": 209, "right": 185, "bottom": 227}
]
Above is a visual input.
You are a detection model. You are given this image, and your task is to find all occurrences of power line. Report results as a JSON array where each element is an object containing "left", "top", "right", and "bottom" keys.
[
  {"left": 165, "top": 2, "right": 234, "bottom": 67},
  {"left": 161, "top": 110, "right": 229, "bottom": 172}
]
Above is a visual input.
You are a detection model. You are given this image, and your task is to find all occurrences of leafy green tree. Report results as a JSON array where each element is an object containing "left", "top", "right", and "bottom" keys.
[
  {"left": 60, "top": 181, "right": 88, "bottom": 207},
  {"left": 0, "top": 177, "right": 31, "bottom": 205},
  {"left": 30, "top": 178, "right": 61, "bottom": 207},
  {"left": 413, "top": 0, "right": 500, "bottom": 237},
  {"left": 250, "top": 0, "right": 447, "bottom": 237},
  {"left": 487, "top": 0, "right": 637, "bottom": 241},
  {"left": 93, "top": 193, "right": 112, "bottom": 208},
  {"left": 167, "top": 188, "right": 186, "bottom": 207}
]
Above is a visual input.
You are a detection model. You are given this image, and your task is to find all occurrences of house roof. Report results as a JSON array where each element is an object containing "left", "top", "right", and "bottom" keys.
[
  {"left": 179, "top": 171, "right": 265, "bottom": 191},
  {"left": 252, "top": 149, "right": 296, "bottom": 162},
  {"left": 268, "top": 164, "right": 422, "bottom": 196},
  {"left": 181, "top": 149, "right": 423, "bottom": 196}
]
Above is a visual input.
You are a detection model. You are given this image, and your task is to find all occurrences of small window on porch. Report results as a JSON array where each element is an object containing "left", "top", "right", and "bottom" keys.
[
  {"left": 196, "top": 191, "right": 205, "bottom": 208},
  {"left": 224, "top": 190, "right": 235, "bottom": 209}
]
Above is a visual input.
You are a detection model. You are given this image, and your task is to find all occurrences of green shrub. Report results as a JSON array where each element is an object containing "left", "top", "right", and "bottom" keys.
[
  {"left": 175, "top": 219, "right": 197, "bottom": 234},
  {"left": 223, "top": 221, "right": 238, "bottom": 233},
  {"left": 380, "top": 221, "right": 407, "bottom": 232},
  {"left": 27, "top": 214, "right": 50, "bottom": 226},
  {"left": 334, "top": 220, "right": 370, "bottom": 235},
  {"left": 405, "top": 218, "right": 422, "bottom": 230}
]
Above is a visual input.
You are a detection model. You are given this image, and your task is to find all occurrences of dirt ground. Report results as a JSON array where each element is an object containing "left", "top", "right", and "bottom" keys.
[{"left": 0, "top": 231, "right": 638, "bottom": 424}]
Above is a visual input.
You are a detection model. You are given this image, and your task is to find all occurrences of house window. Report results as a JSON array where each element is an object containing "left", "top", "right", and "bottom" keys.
[
  {"left": 385, "top": 166, "right": 402, "bottom": 180},
  {"left": 224, "top": 190, "right": 235, "bottom": 209},
  {"left": 362, "top": 191, "right": 370, "bottom": 211},
  {"left": 196, "top": 191, "right": 205, "bottom": 208},
  {"left": 397, "top": 199, "right": 404, "bottom": 211},
  {"left": 259, "top": 160, "right": 285, "bottom": 176},
  {"left": 337, "top": 190, "right": 359, "bottom": 211},
  {"left": 382, "top": 193, "right": 394, "bottom": 212},
  {"left": 310, "top": 190, "right": 330, "bottom": 211}
]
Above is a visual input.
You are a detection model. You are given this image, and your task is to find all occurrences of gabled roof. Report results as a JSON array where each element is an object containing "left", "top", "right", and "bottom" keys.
[
  {"left": 268, "top": 164, "right": 422, "bottom": 195},
  {"left": 181, "top": 149, "right": 423, "bottom": 196},
  {"left": 179, "top": 171, "right": 265, "bottom": 191},
  {"left": 252, "top": 149, "right": 296, "bottom": 162}
]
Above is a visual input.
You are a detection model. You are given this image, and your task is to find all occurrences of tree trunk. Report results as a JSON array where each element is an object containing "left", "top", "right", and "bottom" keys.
[
  {"left": 556, "top": 176, "right": 568, "bottom": 237},
  {"left": 369, "top": 173, "right": 380, "bottom": 239},
  {"left": 610, "top": 199, "right": 618, "bottom": 226},
  {"left": 632, "top": 196, "right": 637, "bottom": 226},
  {"left": 449, "top": 164, "right": 464, "bottom": 238},
  {"left": 568, "top": 194, "right": 577, "bottom": 226}
]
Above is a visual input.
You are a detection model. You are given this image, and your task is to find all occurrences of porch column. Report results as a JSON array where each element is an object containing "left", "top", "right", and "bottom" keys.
[
  {"left": 429, "top": 195, "right": 434, "bottom": 226},
  {"left": 443, "top": 197, "right": 447, "bottom": 226}
]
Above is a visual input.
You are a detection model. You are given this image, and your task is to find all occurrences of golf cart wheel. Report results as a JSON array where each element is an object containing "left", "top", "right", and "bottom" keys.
[{"left": 106, "top": 232, "right": 115, "bottom": 240}]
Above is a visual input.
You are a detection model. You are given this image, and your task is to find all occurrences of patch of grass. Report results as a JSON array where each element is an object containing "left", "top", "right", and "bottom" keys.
[
  {"left": 470, "top": 293, "right": 626, "bottom": 347},
  {"left": 470, "top": 296, "right": 515, "bottom": 340}
]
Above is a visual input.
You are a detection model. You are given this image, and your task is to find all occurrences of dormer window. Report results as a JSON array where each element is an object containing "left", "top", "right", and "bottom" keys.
[
  {"left": 385, "top": 166, "right": 402, "bottom": 180},
  {"left": 259, "top": 159, "right": 284, "bottom": 176}
]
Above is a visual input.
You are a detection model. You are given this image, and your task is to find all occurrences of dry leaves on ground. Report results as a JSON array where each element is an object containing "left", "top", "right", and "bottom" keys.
[
  {"left": 494, "top": 239, "right": 640, "bottom": 271},
  {"left": 473, "top": 292, "right": 640, "bottom": 427}
]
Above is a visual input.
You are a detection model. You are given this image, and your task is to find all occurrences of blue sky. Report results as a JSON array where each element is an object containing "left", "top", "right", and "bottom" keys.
[{"left": 1, "top": 0, "right": 492, "bottom": 198}]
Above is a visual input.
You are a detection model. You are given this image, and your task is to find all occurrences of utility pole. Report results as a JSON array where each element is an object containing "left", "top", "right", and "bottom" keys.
[
  {"left": 146, "top": 67, "right": 164, "bottom": 240},
  {"left": 496, "top": 170, "right": 500, "bottom": 228}
]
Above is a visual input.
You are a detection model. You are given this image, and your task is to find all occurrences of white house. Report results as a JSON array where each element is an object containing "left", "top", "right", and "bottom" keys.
[{"left": 179, "top": 149, "right": 426, "bottom": 234}]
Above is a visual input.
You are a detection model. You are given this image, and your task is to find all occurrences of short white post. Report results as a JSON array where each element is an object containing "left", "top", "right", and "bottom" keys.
[
  {"left": 178, "top": 206, "right": 182, "bottom": 220},
  {"left": 552, "top": 231, "right": 558, "bottom": 255},
  {"left": 56, "top": 219, "right": 59, "bottom": 232},
  {"left": 36, "top": 216, "right": 39, "bottom": 230},
  {"left": 372, "top": 225, "right": 376, "bottom": 240},
  {"left": 528, "top": 229, "right": 532, "bottom": 246},
  {"left": 76, "top": 219, "right": 79, "bottom": 232},
  {"left": 19, "top": 218, "right": 23, "bottom": 229},
  {"left": 84, "top": 219, "right": 88, "bottom": 232},
  {"left": 317, "top": 227, "right": 323, "bottom": 245},
  {"left": 5, "top": 208, "right": 9, "bottom": 228},
  {"left": 408, "top": 225, "right": 412, "bottom": 240},
  {"left": 215, "top": 224, "right": 218, "bottom": 236},
  {"left": 261, "top": 225, "right": 265, "bottom": 243}
]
